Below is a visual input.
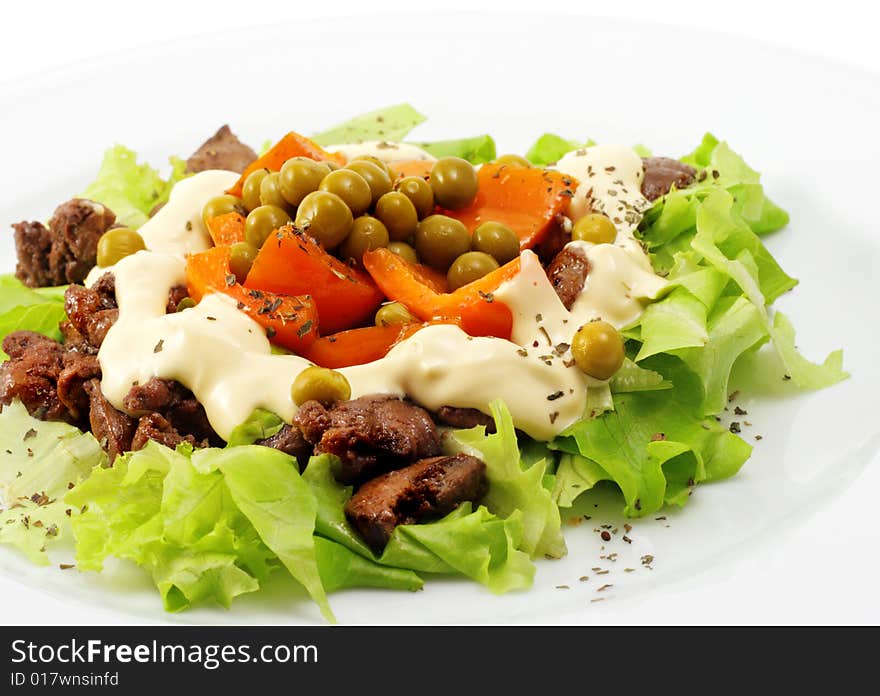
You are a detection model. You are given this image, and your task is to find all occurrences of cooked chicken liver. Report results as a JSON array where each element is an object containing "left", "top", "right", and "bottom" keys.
[
  {"left": 185, "top": 125, "right": 257, "bottom": 174},
  {"left": 546, "top": 245, "right": 590, "bottom": 310},
  {"left": 294, "top": 394, "right": 441, "bottom": 485},
  {"left": 641, "top": 157, "right": 696, "bottom": 201},
  {"left": 12, "top": 199, "right": 115, "bottom": 288},
  {"left": 344, "top": 453, "right": 488, "bottom": 552}
]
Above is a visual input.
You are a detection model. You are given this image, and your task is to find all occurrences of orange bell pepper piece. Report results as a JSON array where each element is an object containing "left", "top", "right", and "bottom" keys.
[
  {"left": 244, "top": 227, "right": 385, "bottom": 335},
  {"left": 362, "top": 248, "right": 520, "bottom": 339},
  {"left": 301, "top": 322, "right": 425, "bottom": 368},
  {"left": 205, "top": 212, "right": 246, "bottom": 246},
  {"left": 440, "top": 163, "right": 577, "bottom": 250},
  {"left": 227, "top": 132, "right": 346, "bottom": 198},
  {"left": 186, "top": 246, "right": 319, "bottom": 353}
]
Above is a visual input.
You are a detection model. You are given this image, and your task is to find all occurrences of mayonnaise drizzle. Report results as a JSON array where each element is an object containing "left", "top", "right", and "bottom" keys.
[
  {"left": 324, "top": 140, "right": 435, "bottom": 164},
  {"left": 94, "top": 145, "right": 666, "bottom": 443}
]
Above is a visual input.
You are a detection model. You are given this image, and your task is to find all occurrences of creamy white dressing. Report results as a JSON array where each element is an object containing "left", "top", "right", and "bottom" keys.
[
  {"left": 94, "top": 144, "right": 667, "bottom": 443},
  {"left": 324, "top": 140, "right": 435, "bottom": 164}
]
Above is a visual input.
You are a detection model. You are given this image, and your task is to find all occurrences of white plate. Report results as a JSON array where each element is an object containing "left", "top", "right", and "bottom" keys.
[{"left": 1, "top": 13, "right": 878, "bottom": 625}]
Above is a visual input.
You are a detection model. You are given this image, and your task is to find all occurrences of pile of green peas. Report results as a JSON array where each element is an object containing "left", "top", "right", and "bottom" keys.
[{"left": 199, "top": 155, "right": 523, "bottom": 290}]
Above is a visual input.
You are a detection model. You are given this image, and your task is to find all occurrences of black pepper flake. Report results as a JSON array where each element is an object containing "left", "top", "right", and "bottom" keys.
[
  {"left": 478, "top": 290, "right": 494, "bottom": 303},
  {"left": 755, "top": 434, "right": 763, "bottom": 441},
  {"left": 23, "top": 428, "right": 37, "bottom": 441},
  {"left": 555, "top": 585, "right": 570, "bottom": 590},
  {"left": 622, "top": 535, "right": 632, "bottom": 544},
  {"left": 296, "top": 320, "right": 313, "bottom": 338},
  {"left": 600, "top": 530, "right": 611, "bottom": 542},
  {"left": 516, "top": 348, "right": 528, "bottom": 357},
  {"left": 579, "top": 575, "right": 589, "bottom": 582},
  {"left": 734, "top": 406, "right": 747, "bottom": 415},
  {"left": 59, "top": 563, "right": 74, "bottom": 570},
  {"left": 549, "top": 411, "right": 559, "bottom": 425},
  {"left": 728, "top": 390, "right": 740, "bottom": 402},
  {"left": 634, "top": 499, "right": 641, "bottom": 511},
  {"left": 153, "top": 339, "right": 164, "bottom": 354},
  {"left": 265, "top": 326, "right": 276, "bottom": 339},
  {"left": 596, "top": 584, "right": 613, "bottom": 592},
  {"left": 641, "top": 554, "right": 654, "bottom": 565},
  {"left": 185, "top": 221, "right": 193, "bottom": 231},
  {"left": 783, "top": 374, "right": 791, "bottom": 381},
  {"left": 206, "top": 316, "right": 217, "bottom": 321},
  {"left": 327, "top": 336, "right": 337, "bottom": 343},
  {"left": 729, "top": 422, "right": 741, "bottom": 434},
  {"left": 547, "top": 391, "right": 564, "bottom": 402}
]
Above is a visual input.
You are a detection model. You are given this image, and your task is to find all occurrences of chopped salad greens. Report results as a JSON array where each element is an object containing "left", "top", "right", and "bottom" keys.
[{"left": 0, "top": 104, "right": 847, "bottom": 621}]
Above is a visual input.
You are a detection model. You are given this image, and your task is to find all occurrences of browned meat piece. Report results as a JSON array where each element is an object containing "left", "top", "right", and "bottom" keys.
[
  {"left": 295, "top": 394, "right": 441, "bottom": 485},
  {"left": 122, "top": 377, "right": 218, "bottom": 447},
  {"left": 166, "top": 285, "right": 189, "bottom": 314},
  {"left": 344, "top": 454, "right": 488, "bottom": 552},
  {"left": 56, "top": 352, "right": 101, "bottom": 421},
  {"left": 255, "top": 424, "right": 314, "bottom": 469},
  {"left": 84, "top": 379, "right": 135, "bottom": 463},
  {"left": 64, "top": 274, "right": 119, "bottom": 350},
  {"left": 641, "top": 157, "right": 696, "bottom": 201},
  {"left": 185, "top": 125, "right": 257, "bottom": 174},
  {"left": 131, "top": 413, "right": 198, "bottom": 452},
  {"left": 0, "top": 331, "right": 68, "bottom": 421},
  {"left": 12, "top": 199, "right": 115, "bottom": 288},
  {"left": 546, "top": 246, "right": 590, "bottom": 310},
  {"left": 534, "top": 222, "right": 571, "bottom": 265},
  {"left": 434, "top": 405, "right": 496, "bottom": 433}
]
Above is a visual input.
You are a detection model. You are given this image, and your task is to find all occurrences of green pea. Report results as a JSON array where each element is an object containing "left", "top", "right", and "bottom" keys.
[
  {"left": 571, "top": 320, "right": 625, "bottom": 380},
  {"left": 96, "top": 228, "right": 146, "bottom": 267},
  {"left": 279, "top": 157, "right": 326, "bottom": 207},
  {"left": 446, "top": 251, "right": 499, "bottom": 291},
  {"left": 295, "top": 191, "right": 353, "bottom": 250},
  {"left": 430, "top": 157, "right": 478, "bottom": 210},
  {"left": 414, "top": 215, "right": 472, "bottom": 271},
  {"left": 245, "top": 205, "right": 291, "bottom": 248},
  {"left": 472, "top": 221, "right": 520, "bottom": 264},
  {"left": 572, "top": 213, "right": 617, "bottom": 245},
  {"left": 387, "top": 242, "right": 419, "bottom": 264},
  {"left": 339, "top": 216, "right": 389, "bottom": 265},
  {"left": 241, "top": 169, "right": 270, "bottom": 212},
  {"left": 375, "top": 302, "right": 415, "bottom": 327},
  {"left": 229, "top": 242, "right": 259, "bottom": 283},
  {"left": 292, "top": 366, "right": 351, "bottom": 406}
]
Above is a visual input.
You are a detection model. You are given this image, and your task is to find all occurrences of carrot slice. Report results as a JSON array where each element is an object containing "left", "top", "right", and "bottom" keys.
[
  {"left": 244, "top": 227, "right": 385, "bottom": 335},
  {"left": 362, "top": 247, "right": 519, "bottom": 339},
  {"left": 205, "top": 212, "right": 246, "bottom": 246},
  {"left": 227, "top": 132, "right": 346, "bottom": 197},
  {"left": 440, "top": 163, "right": 577, "bottom": 249},
  {"left": 301, "top": 323, "right": 420, "bottom": 368},
  {"left": 186, "top": 246, "right": 318, "bottom": 353}
]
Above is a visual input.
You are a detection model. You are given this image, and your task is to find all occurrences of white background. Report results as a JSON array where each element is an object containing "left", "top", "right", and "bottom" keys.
[
  {"left": 0, "top": 1, "right": 878, "bottom": 626},
  {"left": 2, "top": 0, "right": 880, "bottom": 82}
]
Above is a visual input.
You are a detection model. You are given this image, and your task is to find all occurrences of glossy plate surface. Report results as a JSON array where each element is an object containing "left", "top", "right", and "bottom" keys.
[{"left": 0, "top": 13, "right": 878, "bottom": 624}]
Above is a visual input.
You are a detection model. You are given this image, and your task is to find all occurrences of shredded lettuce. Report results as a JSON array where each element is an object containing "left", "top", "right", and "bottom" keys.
[
  {"left": 311, "top": 103, "right": 426, "bottom": 146},
  {"left": 79, "top": 145, "right": 186, "bottom": 229},
  {"left": 0, "top": 400, "right": 106, "bottom": 564},
  {"left": 417, "top": 134, "right": 497, "bottom": 164}
]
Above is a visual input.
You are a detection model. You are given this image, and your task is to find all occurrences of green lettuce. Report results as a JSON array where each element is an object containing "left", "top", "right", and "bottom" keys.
[
  {"left": 311, "top": 103, "right": 426, "bottom": 146},
  {"left": 0, "top": 400, "right": 106, "bottom": 564},
  {"left": 80, "top": 145, "right": 186, "bottom": 229},
  {"left": 302, "top": 454, "right": 533, "bottom": 593},
  {"left": 553, "top": 356, "right": 752, "bottom": 516},
  {"left": 417, "top": 134, "right": 497, "bottom": 164},
  {"left": 525, "top": 133, "right": 585, "bottom": 166},
  {"left": 67, "top": 441, "right": 334, "bottom": 619},
  {"left": 0, "top": 275, "right": 68, "bottom": 360},
  {"left": 225, "top": 408, "right": 285, "bottom": 446},
  {"left": 448, "top": 400, "right": 566, "bottom": 559}
]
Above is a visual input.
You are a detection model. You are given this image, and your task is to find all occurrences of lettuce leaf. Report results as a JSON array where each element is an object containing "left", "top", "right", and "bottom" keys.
[
  {"left": 67, "top": 441, "right": 335, "bottom": 619},
  {"left": 525, "top": 133, "right": 585, "bottom": 166},
  {"left": 225, "top": 408, "right": 284, "bottom": 446},
  {"left": 80, "top": 145, "right": 186, "bottom": 229},
  {"left": 381, "top": 504, "right": 534, "bottom": 594},
  {"left": 554, "top": 356, "right": 752, "bottom": 516},
  {"left": 417, "top": 135, "right": 497, "bottom": 164},
  {"left": 448, "top": 400, "right": 566, "bottom": 559},
  {"left": 314, "top": 537, "right": 423, "bottom": 593},
  {"left": 0, "top": 399, "right": 105, "bottom": 564},
  {"left": 302, "top": 454, "right": 533, "bottom": 594},
  {"left": 0, "top": 275, "right": 68, "bottom": 360},
  {"left": 311, "top": 103, "right": 426, "bottom": 146}
]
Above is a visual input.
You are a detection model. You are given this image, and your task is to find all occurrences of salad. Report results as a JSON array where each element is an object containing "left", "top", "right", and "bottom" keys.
[{"left": 0, "top": 104, "right": 847, "bottom": 622}]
